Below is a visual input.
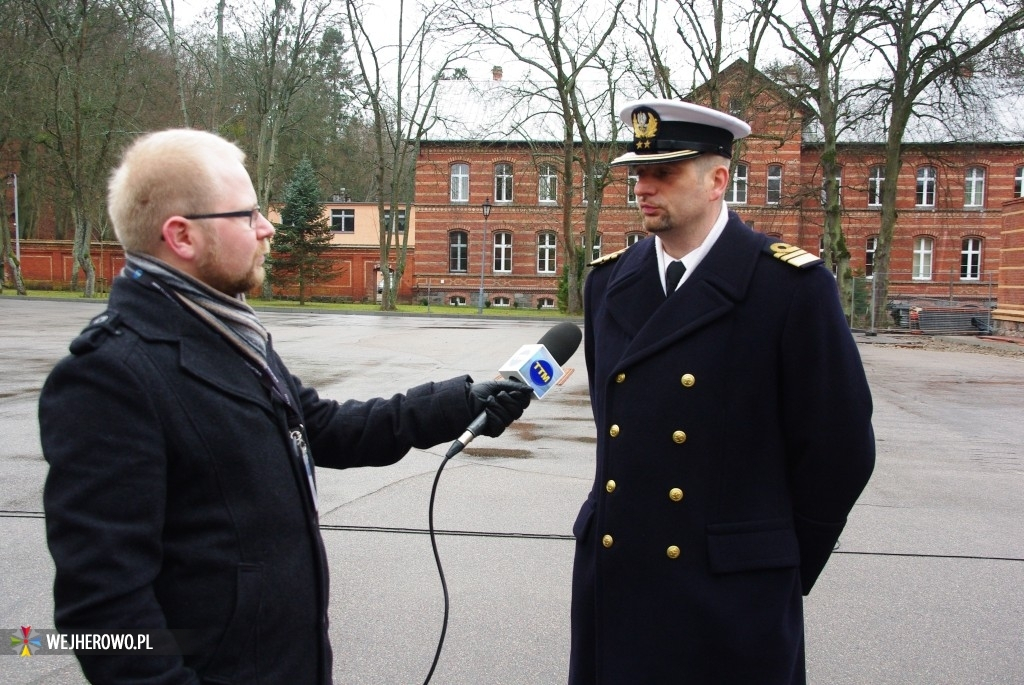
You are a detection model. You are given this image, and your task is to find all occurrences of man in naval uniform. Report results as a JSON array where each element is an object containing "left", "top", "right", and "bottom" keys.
[{"left": 568, "top": 99, "right": 875, "bottom": 684}]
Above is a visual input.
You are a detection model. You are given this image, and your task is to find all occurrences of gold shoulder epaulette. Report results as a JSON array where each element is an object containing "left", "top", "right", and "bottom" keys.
[
  {"left": 767, "top": 242, "right": 823, "bottom": 269},
  {"left": 590, "top": 246, "right": 629, "bottom": 267}
]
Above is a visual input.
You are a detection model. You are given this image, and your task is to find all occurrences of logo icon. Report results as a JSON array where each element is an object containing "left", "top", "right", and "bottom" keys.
[
  {"left": 529, "top": 359, "right": 554, "bottom": 387},
  {"left": 11, "top": 626, "right": 41, "bottom": 656}
]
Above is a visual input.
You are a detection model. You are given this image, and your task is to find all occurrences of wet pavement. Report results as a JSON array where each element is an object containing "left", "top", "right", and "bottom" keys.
[{"left": 1, "top": 297, "right": 1021, "bottom": 684}]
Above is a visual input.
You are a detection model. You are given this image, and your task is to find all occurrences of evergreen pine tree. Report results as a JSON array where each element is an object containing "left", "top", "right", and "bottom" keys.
[{"left": 271, "top": 158, "right": 337, "bottom": 304}]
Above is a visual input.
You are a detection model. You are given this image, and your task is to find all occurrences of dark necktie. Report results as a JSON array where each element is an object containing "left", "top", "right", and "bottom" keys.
[{"left": 665, "top": 260, "right": 686, "bottom": 295}]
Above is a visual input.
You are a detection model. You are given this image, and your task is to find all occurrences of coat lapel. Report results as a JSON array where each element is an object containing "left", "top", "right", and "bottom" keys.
[{"left": 606, "top": 217, "right": 765, "bottom": 368}]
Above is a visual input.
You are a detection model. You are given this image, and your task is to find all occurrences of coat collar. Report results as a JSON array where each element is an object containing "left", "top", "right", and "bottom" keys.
[
  {"left": 108, "top": 276, "right": 277, "bottom": 414},
  {"left": 603, "top": 214, "right": 765, "bottom": 365}
]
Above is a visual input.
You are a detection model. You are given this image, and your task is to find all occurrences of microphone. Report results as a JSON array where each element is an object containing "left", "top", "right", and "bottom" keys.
[{"left": 445, "top": 322, "right": 582, "bottom": 458}]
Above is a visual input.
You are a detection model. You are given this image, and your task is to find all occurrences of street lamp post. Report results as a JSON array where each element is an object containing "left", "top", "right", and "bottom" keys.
[
  {"left": 478, "top": 197, "right": 491, "bottom": 314},
  {"left": 6, "top": 173, "right": 19, "bottom": 261}
]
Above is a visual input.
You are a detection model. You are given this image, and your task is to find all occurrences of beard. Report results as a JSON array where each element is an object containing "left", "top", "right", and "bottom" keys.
[{"left": 195, "top": 234, "right": 268, "bottom": 296}]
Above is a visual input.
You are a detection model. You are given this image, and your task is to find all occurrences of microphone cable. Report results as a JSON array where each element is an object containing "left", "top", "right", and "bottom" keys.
[{"left": 422, "top": 450, "right": 456, "bottom": 685}]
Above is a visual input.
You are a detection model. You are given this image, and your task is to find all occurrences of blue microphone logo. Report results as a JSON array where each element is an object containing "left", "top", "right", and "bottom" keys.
[{"left": 529, "top": 359, "right": 554, "bottom": 388}]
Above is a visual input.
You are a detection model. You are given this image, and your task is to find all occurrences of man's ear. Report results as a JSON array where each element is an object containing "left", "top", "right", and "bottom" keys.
[
  {"left": 707, "top": 164, "right": 731, "bottom": 201},
  {"left": 159, "top": 216, "right": 199, "bottom": 262}
]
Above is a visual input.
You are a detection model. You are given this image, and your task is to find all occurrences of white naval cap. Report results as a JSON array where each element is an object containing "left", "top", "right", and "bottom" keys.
[{"left": 610, "top": 99, "right": 751, "bottom": 167}]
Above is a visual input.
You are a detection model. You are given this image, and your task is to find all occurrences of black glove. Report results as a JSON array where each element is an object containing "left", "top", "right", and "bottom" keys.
[{"left": 467, "top": 379, "right": 533, "bottom": 438}]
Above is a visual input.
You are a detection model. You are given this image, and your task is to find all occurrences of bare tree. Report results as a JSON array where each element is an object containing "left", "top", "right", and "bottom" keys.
[
  {"left": 442, "top": 0, "right": 625, "bottom": 315},
  {"left": 858, "top": 0, "right": 1024, "bottom": 321},
  {"left": 28, "top": 0, "right": 149, "bottom": 297},
  {"left": 767, "top": 0, "right": 881, "bottom": 313},
  {"left": 345, "top": 0, "right": 470, "bottom": 311}
]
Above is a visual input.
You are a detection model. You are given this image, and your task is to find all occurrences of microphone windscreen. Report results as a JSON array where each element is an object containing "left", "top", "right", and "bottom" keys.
[{"left": 537, "top": 322, "right": 582, "bottom": 365}]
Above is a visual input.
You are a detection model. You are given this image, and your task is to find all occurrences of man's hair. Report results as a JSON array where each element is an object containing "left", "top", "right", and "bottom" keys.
[{"left": 108, "top": 129, "right": 247, "bottom": 254}]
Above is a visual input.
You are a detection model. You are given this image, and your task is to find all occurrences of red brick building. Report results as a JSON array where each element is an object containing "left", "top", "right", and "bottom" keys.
[{"left": 410, "top": 63, "right": 1024, "bottom": 326}]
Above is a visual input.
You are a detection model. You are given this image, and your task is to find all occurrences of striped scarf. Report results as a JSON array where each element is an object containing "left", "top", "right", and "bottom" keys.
[{"left": 123, "top": 253, "right": 269, "bottom": 364}]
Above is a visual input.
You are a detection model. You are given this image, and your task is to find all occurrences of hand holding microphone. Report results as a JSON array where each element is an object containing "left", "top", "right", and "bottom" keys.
[
  {"left": 447, "top": 322, "right": 582, "bottom": 458},
  {"left": 467, "top": 379, "right": 533, "bottom": 438}
]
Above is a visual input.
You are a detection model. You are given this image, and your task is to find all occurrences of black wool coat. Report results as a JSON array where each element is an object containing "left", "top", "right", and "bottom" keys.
[
  {"left": 569, "top": 215, "right": 875, "bottom": 685},
  {"left": 40, "top": 276, "right": 477, "bottom": 684}
]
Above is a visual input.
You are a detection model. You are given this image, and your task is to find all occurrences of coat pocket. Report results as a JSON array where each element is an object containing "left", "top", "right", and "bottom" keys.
[
  {"left": 572, "top": 497, "right": 596, "bottom": 542},
  {"left": 706, "top": 518, "right": 800, "bottom": 574},
  {"left": 202, "top": 563, "right": 263, "bottom": 684}
]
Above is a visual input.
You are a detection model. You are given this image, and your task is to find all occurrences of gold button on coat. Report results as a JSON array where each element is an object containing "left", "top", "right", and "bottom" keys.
[
  {"left": 672, "top": 430, "right": 687, "bottom": 444},
  {"left": 615, "top": 372, "right": 626, "bottom": 383},
  {"left": 669, "top": 488, "right": 684, "bottom": 502},
  {"left": 667, "top": 545, "right": 681, "bottom": 559},
  {"left": 610, "top": 425, "right": 620, "bottom": 437},
  {"left": 602, "top": 535, "right": 614, "bottom": 548},
  {"left": 606, "top": 480, "right": 617, "bottom": 493},
  {"left": 681, "top": 374, "right": 696, "bottom": 387}
]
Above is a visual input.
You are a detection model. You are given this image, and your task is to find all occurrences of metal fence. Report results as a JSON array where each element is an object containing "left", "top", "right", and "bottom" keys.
[{"left": 848, "top": 270, "right": 997, "bottom": 335}]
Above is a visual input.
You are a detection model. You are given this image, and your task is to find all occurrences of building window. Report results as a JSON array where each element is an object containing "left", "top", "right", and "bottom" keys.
[
  {"left": 538, "top": 297, "right": 555, "bottom": 309},
  {"left": 766, "top": 165, "right": 782, "bottom": 205},
  {"left": 913, "top": 236, "right": 934, "bottom": 280},
  {"left": 580, "top": 233, "right": 602, "bottom": 261},
  {"left": 537, "top": 231, "right": 557, "bottom": 274},
  {"left": 865, "top": 236, "right": 877, "bottom": 278},
  {"left": 493, "top": 232, "right": 512, "bottom": 272},
  {"left": 626, "top": 233, "right": 643, "bottom": 247},
  {"left": 1016, "top": 166, "right": 1024, "bottom": 198},
  {"left": 868, "top": 166, "right": 884, "bottom": 207},
  {"left": 627, "top": 170, "right": 638, "bottom": 205},
  {"left": 961, "top": 238, "right": 982, "bottom": 280},
  {"left": 820, "top": 170, "right": 842, "bottom": 205},
  {"left": 583, "top": 174, "right": 602, "bottom": 205},
  {"left": 449, "top": 295, "right": 466, "bottom": 306},
  {"left": 330, "top": 208, "right": 354, "bottom": 232},
  {"left": 382, "top": 209, "right": 406, "bottom": 233},
  {"left": 494, "top": 163, "right": 513, "bottom": 203},
  {"left": 450, "top": 163, "right": 469, "bottom": 203},
  {"left": 964, "top": 166, "right": 985, "bottom": 208},
  {"left": 916, "top": 166, "right": 936, "bottom": 207},
  {"left": 725, "top": 164, "right": 748, "bottom": 204},
  {"left": 449, "top": 231, "right": 467, "bottom": 273},
  {"left": 492, "top": 296, "right": 511, "bottom": 307},
  {"left": 538, "top": 164, "right": 557, "bottom": 204}
]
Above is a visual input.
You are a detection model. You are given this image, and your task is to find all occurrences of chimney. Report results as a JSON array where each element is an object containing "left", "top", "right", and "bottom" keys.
[{"left": 492, "top": 66, "right": 503, "bottom": 81}]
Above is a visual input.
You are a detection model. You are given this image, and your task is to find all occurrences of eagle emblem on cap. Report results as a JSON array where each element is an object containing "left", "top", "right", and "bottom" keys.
[{"left": 632, "top": 108, "right": 659, "bottom": 150}]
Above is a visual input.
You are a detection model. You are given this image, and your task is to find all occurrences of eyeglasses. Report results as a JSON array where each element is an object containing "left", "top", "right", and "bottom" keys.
[{"left": 184, "top": 207, "right": 261, "bottom": 229}]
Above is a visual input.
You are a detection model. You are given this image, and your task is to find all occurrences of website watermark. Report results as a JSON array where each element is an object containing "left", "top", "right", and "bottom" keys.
[{"left": 8, "top": 626, "right": 193, "bottom": 656}]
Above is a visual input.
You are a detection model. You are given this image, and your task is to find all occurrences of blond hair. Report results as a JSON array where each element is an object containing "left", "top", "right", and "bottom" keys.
[{"left": 107, "top": 129, "right": 247, "bottom": 254}]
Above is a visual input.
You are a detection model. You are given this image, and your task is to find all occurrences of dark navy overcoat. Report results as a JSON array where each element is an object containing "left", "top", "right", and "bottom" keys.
[{"left": 569, "top": 214, "right": 875, "bottom": 684}]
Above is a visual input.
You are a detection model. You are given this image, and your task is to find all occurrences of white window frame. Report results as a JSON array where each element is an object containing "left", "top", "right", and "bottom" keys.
[
  {"left": 538, "top": 164, "right": 557, "bottom": 204},
  {"left": 627, "top": 170, "right": 638, "bottom": 205},
  {"left": 865, "top": 236, "right": 877, "bottom": 278},
  {"left": 330, "top": 208, "right": 355, "bottom": 232},
  {"left": 492, "top": 296, "right": 511, "bottom": 307},
  {"left": 450, "top": 163, "right": 469, "bottom": 203},
  {"left": 449, "top": 295, "right": 466, "bottom": 306},
  {"left": 916, "top": 166, "right": 936, "bottom": 207},
  {"left": 766, "top": 165, "right": 782, "bottom": 205},
  {"left": 961, "top": 237, "right": 982, "bottom": 280},
  {"left": 964, "top": 166, "right": 985, "bottom": 208},
  {"left": 538, "top": 297, "right": 555, "bottom": 309},
  {"left": 537, "top": 232, "right": 557, "bottom": 274},
  {"left": 913, "top": 236, "right": 934, "bottom": 280},
  {"left": 626, "top": 233, "right": 643, "bottom": 247},
  {"left": 493, "top": 232, "right": 512, "bottom": 273},
  {"left": 868, "top": 167, "right": 884, "bottom": 207},
  {"left": 1015, "top": 166, "right": 1024, "bottom": 198},
  {"left": 449, "top": 231, "right": 468, "bottom": 273},
  {"left": 725, "top": 164, "right": 748, "bottom": 204},
  {"left": 494, "top": 163, "right": 513, "bottom": 203}
]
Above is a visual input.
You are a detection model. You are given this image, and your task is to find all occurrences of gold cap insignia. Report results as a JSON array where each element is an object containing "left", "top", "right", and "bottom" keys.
[{"left": 632, "top": 108, "right": 659, "bottom": 150}]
